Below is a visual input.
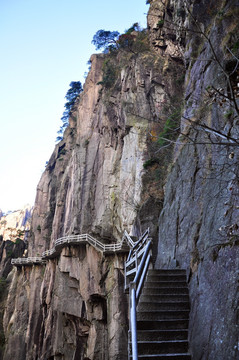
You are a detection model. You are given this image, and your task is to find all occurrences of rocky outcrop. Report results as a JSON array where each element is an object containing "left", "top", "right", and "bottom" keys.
[
  {"left": 0, "top": 205, "right": 32, "bottom": 242},
  {"left": 0, "top": 240, "right": 26, "bottom": 278},
  {"left": 3, "top": 248, "right": 128, "bottom": 360},
  {"left": 0, "top": 206, "right": 30, "bottom": 278}
]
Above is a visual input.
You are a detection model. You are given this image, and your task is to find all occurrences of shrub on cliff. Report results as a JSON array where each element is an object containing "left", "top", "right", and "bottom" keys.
[
  {"left": 56, "top": 81, "right": 83, "bottom": 142},
  {"left": 97, "top": 59, "right": 117, "bottom": 89}
]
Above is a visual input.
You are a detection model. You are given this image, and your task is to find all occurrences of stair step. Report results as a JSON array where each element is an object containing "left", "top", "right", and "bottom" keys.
[
  {"left": 147, "top": 274, "right": 187, "bottom": 282},
  {"left": 137, "top": 319, "right": 189, "bottom": 330},
  {"left": 137, "top": 329, "right": 188, "bottom": 341},
  {"left": 140, "top": 294, "right": 189, "bottom": 302},
  {"left": 128, "top": 268, "right": 191, "bottom": 359},
  {"left": 142, "top": 287, "right": 189, "bottom": 295},
  {"left": 148, "top": 270, "right": 186, "bottom": 276},
  {"left": 133, "top": 353, "right": 191, "bottom": 359},
  {"left": 137, "top": 310, "right": 190, "bottom": 321},
  {"left": 138, "top": 301, "right": 190, "bottom": 311},
  {"left": 137, "top": 340, "right": 189, "bottom": 354},
  {"left": 145, "top": 281, "right": 187, "bottom": 288}
]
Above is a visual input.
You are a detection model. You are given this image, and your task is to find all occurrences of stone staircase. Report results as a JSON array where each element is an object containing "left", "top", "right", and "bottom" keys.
[{"left": 132, "top": 269, "right": 191, "bottom": 359}]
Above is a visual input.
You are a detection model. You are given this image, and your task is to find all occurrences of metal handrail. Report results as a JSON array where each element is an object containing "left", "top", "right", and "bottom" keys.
[
  {"left": 124, "top": 228, "right": 152, "bottom": 360},
  {"left": 11, "top": 257, "right": 47, "bottom": 266}
]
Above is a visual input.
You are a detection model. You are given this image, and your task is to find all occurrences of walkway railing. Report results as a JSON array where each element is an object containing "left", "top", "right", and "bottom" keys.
[
  {"left": 11, "top": 231, "right": 135, "bottom": 266},
  {"left": 11, "top": 257, "right": 47, "bottom": 266},
  {"left": 124, "top": 228, "right": 152, "bottom": 360}
]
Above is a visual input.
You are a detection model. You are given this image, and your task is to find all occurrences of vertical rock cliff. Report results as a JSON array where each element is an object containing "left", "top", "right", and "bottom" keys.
[
  {"left": 0, "top": 205, "right": 32, "bottom": 242},
  {"left": 2, "top": 8, "right": 185, "bottom": 359},
  {"left": 152, "top": 0, "right": 239, "bottom": 359},
  {"left": 0, "top": 205, "right": 31, "bottom": 278},
  {"left": 2, "top": 1, "right": 239, "bottom": 359}
]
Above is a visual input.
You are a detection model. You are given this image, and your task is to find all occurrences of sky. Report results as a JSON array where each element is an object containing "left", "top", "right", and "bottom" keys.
[{"left": 0, "top": 0, "right": 149, "bottom": 213}]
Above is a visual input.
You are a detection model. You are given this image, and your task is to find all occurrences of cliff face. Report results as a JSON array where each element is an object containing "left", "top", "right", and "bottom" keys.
[
  {"left": 0, "top": 205, "right": 31, "bottom": 278},
  {"left": 3, "top": 249, "right": 128, "bottom": 360},
  {"left": 152, "top": 0, "right": 239, "bottom": 359},
  {"left": 2, "top": 18, "right": 185, "bottom": 360},
  {"left": 0, "top": 205, "right": 32, "bottom": 242},
  {"left": 30, "top": 48, "right": 183, "bottom": 256},
  {"left": 2, "top": 1, "right": 239, "bottom": 359}
]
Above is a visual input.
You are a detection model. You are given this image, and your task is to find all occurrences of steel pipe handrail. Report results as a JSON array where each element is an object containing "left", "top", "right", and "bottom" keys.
[{"left": 124, "top": 228, "right": 152, "bottom": 360}]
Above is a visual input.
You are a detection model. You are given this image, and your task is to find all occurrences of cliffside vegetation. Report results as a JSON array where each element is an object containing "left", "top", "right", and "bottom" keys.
[
  {"left": 92, "top": 24, "right": 150, "bottom": 91},
  {"left": 56, "top": 81, "right": 83, "bottom": 142}
]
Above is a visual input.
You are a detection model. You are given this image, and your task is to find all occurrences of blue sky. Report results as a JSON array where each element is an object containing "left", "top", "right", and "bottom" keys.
[{"left": 0, "top": 0, "right": 149, "bottom": 213}]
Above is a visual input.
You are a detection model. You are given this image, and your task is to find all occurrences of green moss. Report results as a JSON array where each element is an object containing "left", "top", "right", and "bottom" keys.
[
  {"left": 225, "top": 109, "right": 234, "bottom": 119},
  {"left": 157, "top": 20, "right": 164, "bottom": 28},
  {"left": 232, "top": 40, "right": 239, "bottom": 52},
  {"left": 143, "top": 158, "right": 159, "bottom": 169},
  {"left": 111, "top": 191, "right": 115, "bottom": 202},
  {"left": 6, "top": 250, "right": 13, "bottom": 258}
]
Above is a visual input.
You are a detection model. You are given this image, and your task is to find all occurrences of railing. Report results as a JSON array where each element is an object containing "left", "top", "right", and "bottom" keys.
[
  {"left": 11, "top": 232, "right": 135, "bottom": 266},
  {"left": 11, "top": 257, "right": 47, "bottom": 266},
  {"left": 42, "top": 233, "right": 131, "bottom": 259},
  {"left": 124, "top": 228, "right": 152, "bottom": 360}
]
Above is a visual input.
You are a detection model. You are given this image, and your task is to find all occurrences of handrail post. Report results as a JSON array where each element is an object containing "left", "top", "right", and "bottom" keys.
[
  {"left": 125, "top": 262, "right": 127, "bottom": 290},
  {"left": 135, "top": 249, "right": 138, "bottom": 273},
  {"left": 129, "top": 282, "right": 138, "bottom": 360}
]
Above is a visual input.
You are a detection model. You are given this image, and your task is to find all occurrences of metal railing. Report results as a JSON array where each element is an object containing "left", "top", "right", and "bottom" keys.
[
  {"left": 42, "top": 233, "right": 131, "bottom": 259},
  {"left": 11, "top": 231, "right": 135, "bottom": 266},
  {"left": 124, "top": 228, "right": 152, "bottom": 360},
  {"left": 11, "top": 257, "right": 47, "bottom": 266}
]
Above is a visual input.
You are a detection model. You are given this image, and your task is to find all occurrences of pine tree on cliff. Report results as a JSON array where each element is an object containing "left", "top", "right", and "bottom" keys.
[
  {"left": 56, "top": 81, "right": 83, "bottom": 142},
  {"left": 91, "top": 30, "right": 120, "bottom": 51}
]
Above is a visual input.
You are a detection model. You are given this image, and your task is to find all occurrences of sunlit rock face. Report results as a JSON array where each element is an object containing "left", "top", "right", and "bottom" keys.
[
  {"left": 0, "top": 204, "right": 32, "bottom": 242},
  {"left": 2, "top": 11, "right": 185, "bottom": 359},
  {"left": 0, "top": 206, "right": 31, "bottom": 278},
  {"left": 29, "top": 49, "right": 183, "bottom": 258}
]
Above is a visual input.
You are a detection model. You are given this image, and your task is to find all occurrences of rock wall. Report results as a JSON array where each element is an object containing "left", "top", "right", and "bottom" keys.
[
  {"left": 153, "top": 0, "right": 239, "bottom": 359},
  {"left": 0, "top": 205, "right": 30, "bottom": 278},
  {"left": 0, "top": 240, "right": 26, "bottom": 278},
  {"left": 2, "top": 15, "right": 185, "bottom": 359},
  {"left": 3, "top": 249, "right": 128, "bottom": 360},
  {"left": 30, "top": 47, "right": 183, "bottom": 257},
  {"left": 0, "top": 205, "right": 32, "bottom": 242}
]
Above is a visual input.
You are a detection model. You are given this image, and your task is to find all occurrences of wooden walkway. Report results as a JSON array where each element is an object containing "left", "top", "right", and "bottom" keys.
[{"left": 11, "top": 231, "right": 135, "bottom": 266}]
